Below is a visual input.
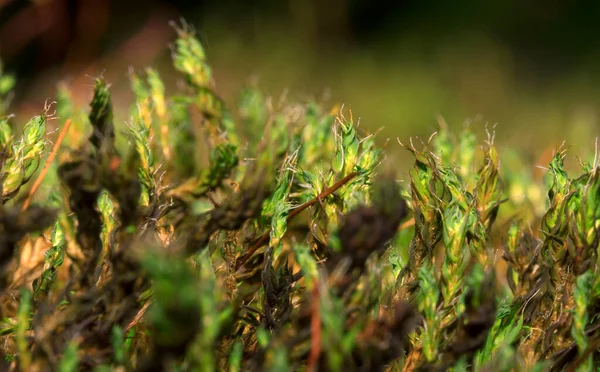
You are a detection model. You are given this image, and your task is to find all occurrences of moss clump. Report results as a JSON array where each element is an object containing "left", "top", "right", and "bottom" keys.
[{"left": 0, "top": 22, "right": 598, "bottom": 372}]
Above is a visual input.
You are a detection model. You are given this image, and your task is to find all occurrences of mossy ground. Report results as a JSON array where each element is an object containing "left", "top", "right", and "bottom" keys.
[{"left": 0, "top": 22, "right": 598, "bottom": 372}]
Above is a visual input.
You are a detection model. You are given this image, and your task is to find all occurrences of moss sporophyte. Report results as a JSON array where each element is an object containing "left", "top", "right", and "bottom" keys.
[{"left": 0, "top": 21, "right": 599, "bottom": 371}]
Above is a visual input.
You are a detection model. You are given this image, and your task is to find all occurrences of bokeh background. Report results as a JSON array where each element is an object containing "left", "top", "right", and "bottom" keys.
[{"left": 2, "top": 0, "right": 600, "bottom": 164}]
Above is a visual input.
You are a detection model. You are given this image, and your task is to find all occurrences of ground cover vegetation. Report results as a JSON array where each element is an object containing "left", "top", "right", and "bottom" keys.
[{"left": 0, "top": 22, "right": 598, "bottom": 371}]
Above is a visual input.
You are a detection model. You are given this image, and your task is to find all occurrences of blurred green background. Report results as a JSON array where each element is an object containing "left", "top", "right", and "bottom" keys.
[{"left": 2, "top": 0, "right": 600, "bottom": 164}]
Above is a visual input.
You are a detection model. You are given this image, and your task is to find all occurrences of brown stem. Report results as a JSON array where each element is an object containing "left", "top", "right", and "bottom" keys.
[
  {"left": 289, "top": 171, "right": 358, "bottom": 220},
  {"left": 126, "top": 301, "right": 152, "bottom": 333},
  {"left": 307, "top": 284, "right": 321, "bottom": 371},
  {"left": 207, "top": 191, "right": 220, "bottom": 208},
  {"left": 235, "top": 171, "right": 358, "bottom": 270},
  {"left": 22, "top": 119, "right": 72, "bottom": 212}
]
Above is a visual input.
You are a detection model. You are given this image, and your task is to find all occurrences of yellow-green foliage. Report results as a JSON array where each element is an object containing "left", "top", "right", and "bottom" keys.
[{"left": 0, "top": 22, "right": 599, "bottom": 372}]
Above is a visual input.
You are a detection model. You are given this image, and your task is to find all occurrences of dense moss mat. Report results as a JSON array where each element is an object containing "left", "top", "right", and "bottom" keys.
[{"left": 0, "top": 23, "right": 598, "bottom": 371}]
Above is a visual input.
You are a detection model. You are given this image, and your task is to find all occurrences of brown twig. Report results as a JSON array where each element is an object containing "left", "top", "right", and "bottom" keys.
[
  {"left": 289, "top": 171, "right": 358, "bottom": 220},
  {"left": 564, "top": 337, "right": 600, "bottom": 372},
  {"left": 553, "top": 321, "right": 600, "bottom": 372},
  {"left": 307, "top": 284, "right": 321, "bottom": 372},
  {"left": 21, "top": 119, "right": 72, "bottom": 212},
  {"left": 126, "top": 300, "right": 152, "bottom": 333},
  {"left": 236, "top": 171, "right": 358, "bottom": 270},
  {"left": 207, "top": 191, "right": 220, "bottom": 208}
]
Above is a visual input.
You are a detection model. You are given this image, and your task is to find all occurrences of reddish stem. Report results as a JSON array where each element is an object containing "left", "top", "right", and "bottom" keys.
[
  {"left": 307, "top": 284, "right": 321, "bottom": 372},
  {"left": 235, "top": 171, "right": 358, "bottom": 270},
  {"left": 22, "top": 119, "right": 72, "bottom": 212}
]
